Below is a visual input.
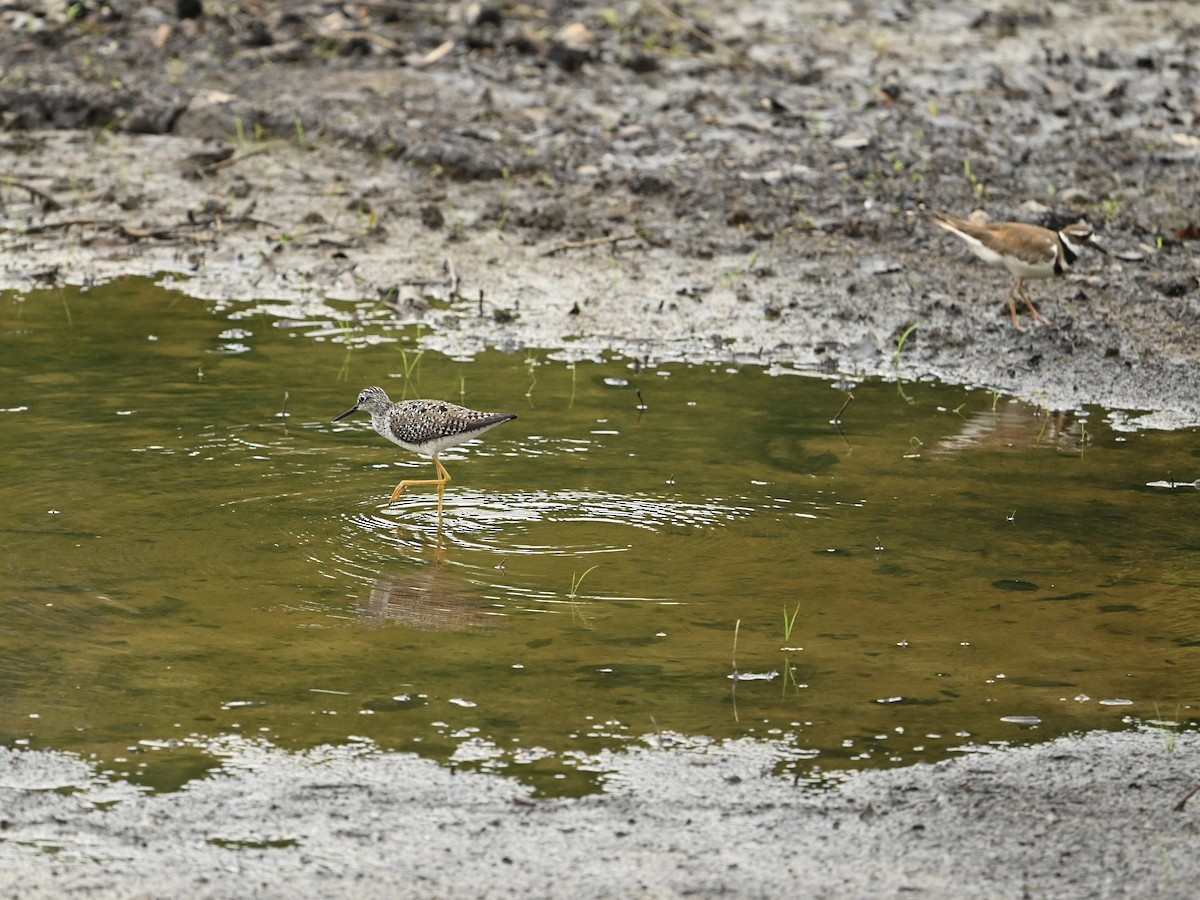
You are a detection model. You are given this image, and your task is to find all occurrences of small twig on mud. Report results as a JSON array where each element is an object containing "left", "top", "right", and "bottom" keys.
[
  {"left": 0, "top": 175, "right": 61, "bottom": 212},
  {"left": 419, "top": 40, "right": 455, "bottom": 66},
  {"left": 1175, "top": 782, "right": 1200, "bottom": 813},
  {"left": 4, "top": 217, "right": 118, "bottom": 235},
  {"left": 316, "top": 236, "right": 357, "bottom": 249},
  {"left": 204, "top": 143, "right": 286, "bottom": 173},
  {"left": 339, "top": 30, "right": 404, "bottom": 53},
  {"left": 119, "top": 225, "right": 219, "bottom": 242},
  {"left": 541, "top": 231, "right": 640, "bottom": 257},
  {"left": 179, "top": 146, "right": 235, "bottom": 178},
  {"left": 234, "top": 215, "right": 282, "bottom": 229},
  {"left": 444, "top": 255, "right": 459, "bottom": 297},
  {"left": 119, "top": 215, "right": 278, "bottom": 241},
  {"left": 392, "top": 276, "right": 446, "bottom": 287},
  {"left": 649, "top": 0, "right": 743, "bottom": 66}
]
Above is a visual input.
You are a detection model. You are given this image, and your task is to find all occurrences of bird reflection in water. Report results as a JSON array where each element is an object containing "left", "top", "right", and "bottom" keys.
[
  {"left": 359, "top": 562, "right": 506, "bottom": 631},
  {"left": 933, "top": 401, "right": 1087, "bottom": 456}
]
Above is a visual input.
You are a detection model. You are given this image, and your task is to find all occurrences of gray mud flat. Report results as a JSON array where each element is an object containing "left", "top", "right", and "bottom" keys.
[
  {"left": 1, "top": 732, "right": 1198, "bottom": 899},
  {"left": 1, "top": 1, "right": 1198, "bottom": 425}
]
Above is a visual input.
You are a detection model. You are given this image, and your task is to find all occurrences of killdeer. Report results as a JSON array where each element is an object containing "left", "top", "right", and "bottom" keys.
[{"left": 928, "top": 211, "right": 1105, "bottom": 330}]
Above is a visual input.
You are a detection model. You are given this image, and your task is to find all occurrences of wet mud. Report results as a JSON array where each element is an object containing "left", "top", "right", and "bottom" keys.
[
  {"left": 2, "top": 0, "right": 1198, "bottom": 425},
  {"left": 2, "top": 731, "right": 1199, "bottom": 898}
]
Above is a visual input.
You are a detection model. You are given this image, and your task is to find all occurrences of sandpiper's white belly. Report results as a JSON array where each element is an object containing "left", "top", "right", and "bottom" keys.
[{"left": 394, "top": 433, "right": 479, "bottom": 457}]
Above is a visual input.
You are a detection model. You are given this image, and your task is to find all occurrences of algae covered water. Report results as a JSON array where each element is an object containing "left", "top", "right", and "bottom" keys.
[{"left": 1, "top": 280, "right": 1197, "bottom": 794}]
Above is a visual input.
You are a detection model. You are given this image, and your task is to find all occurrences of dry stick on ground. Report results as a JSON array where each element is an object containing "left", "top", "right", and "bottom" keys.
[
  {"left": 541, "top": 231, "right": 639, "bottom": 257},
  {"left": 648, "top": 0, "right": 743, "bottom": 65},
  {"left": 204, "top": 142, "right": 287, "bottom": 174},
  {"left": 1175, "top": 782, "right": 1200, "bottom": 812},
  {"left": 421, "top": 40, "right": 455, "bottom": 66},
  {"left": 6, "top": 213, "right": 278, "bottom": 242},
  {"left": 5, "top": 217, "right": 119, "bottom": 235},
  {"left": 119, "top": 214, "right": 279, "bottom": 241},
  {"left": 393, "top": 276, "right": 450, "bottom": 287},
  {"left": 339, "top": 30, "right": 404, "bottom": 54},
  {"left": 120, "top": 226, "right": 219, "bottom": 243},
  {"left": 0, "top": 175, "right": 61, "bottom": 212},
  {"left": 315, "top": 236, "right": 356, "bottom": 249}
]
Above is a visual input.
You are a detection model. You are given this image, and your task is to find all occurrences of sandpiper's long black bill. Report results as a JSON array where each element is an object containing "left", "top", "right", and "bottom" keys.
[{"left": 333, "top": 404, "right": 360, "bottom": 422}]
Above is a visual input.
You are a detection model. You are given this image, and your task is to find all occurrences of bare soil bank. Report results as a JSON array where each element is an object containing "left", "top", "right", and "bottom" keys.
[
  {"left": 1, "top": 1, "right": 1198, "bottom": 425},
  {"left": 2, "top": 731, "right": 1199, "bottom": 899}
]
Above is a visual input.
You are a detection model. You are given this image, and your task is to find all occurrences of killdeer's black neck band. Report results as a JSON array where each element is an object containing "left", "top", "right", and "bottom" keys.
[{"left": 1056, "top": 234, "right": 1078, "bottom": 273}]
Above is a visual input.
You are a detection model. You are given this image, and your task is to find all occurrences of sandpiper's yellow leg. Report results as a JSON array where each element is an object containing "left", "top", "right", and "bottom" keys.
[
  {"left": 434, "top": 457, "right": 450, "bottom": 521},
  {"left": 389, "top": 457, "right": 453, "bottom": 503}
]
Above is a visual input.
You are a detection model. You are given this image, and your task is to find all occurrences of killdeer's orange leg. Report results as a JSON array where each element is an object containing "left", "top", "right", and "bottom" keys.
[
  {"left": 1015, "top": 279, "right": 1049, "bottom": 327},
  {"left": 1006, "top": 279, "right": 1027, "bottom": 332}
]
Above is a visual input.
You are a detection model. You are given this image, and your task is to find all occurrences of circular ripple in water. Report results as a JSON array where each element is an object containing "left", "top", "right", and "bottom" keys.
[{"left": 335, "top": 489, "right": 753, "bottom": 556}]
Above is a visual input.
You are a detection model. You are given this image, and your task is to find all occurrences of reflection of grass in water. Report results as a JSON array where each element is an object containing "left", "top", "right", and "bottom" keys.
[
  {"left": 567, "top": 565, "right": 598, "bottom": 627},
  {"left": 569, "top": 565, "right": 598, "bottom": 599},
  {"left": 398, "top": 347, "right": 424, "bottom": 398},
  {"left": 1035, "top": 394, "right": 1050, "bottom": 443},
  {"left": 524, "top": 351, "right": 539, "bottom": 399},
  {"left": 336, "top": 319, "right": 354, "bottom": 382},
  {"left": 781, "top": 603, "right": 802, "bottom": 696}
]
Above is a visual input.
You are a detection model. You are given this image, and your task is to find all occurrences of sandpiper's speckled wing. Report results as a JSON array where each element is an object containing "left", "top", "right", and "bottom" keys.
[{"left": 385, "top": 399, "right": 517, "bottom": 456}]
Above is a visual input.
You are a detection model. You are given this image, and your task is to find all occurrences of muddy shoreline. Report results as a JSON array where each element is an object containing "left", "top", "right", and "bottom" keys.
[
  {"left": 2, "top": 731, "right": 1199, "bottom": 898},
  {"left": 2, "top": 1, "right": 1199, "bottom": 426},
  {"left": 2, "top": 1, "right": 1199, "bottom": 895}
]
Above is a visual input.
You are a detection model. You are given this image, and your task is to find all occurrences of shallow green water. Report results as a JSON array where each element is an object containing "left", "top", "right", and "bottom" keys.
[{"left": 2, "top": 280, "right": 1198, "bottom": 794}]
